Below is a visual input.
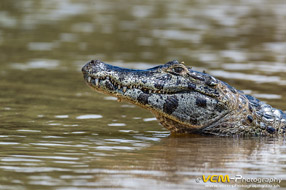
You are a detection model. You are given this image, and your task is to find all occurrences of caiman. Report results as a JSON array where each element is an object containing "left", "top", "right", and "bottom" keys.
[{"left": 82, "top": 60, "right": 286, "bottom": 136}]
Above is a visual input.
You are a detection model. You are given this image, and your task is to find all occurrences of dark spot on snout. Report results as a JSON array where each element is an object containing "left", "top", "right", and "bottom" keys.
[
  {"left": 118, "top": 73, "right": 126, "bottom": 82},
  {"left": 176, "top": 79, "right": 182, "bottom": 86},
  {"left": 163, "top": 95, "right": 179, "bottom": 115},
  {"left": 138, "top": 93, "right": 151, "bottom": 105},
  {"left": 156, "top": 74, "right": 172, "bottom": 81},
  {"left": 196, "top": 97, "right": 207, "bottom": 108},
  {"left": 154, "top": 75, "right": 173, "bottom": 90},
  {"left": 187, "top": 83, "right": 196, "bottom": 90},
  {"left": 154, "top": 82, "right": 164, "bottom": 90}
]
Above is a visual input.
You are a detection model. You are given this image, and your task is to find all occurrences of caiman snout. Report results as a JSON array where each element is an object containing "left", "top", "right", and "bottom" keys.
[
  {"left": 82, "top": 60, "right": 140, "bottom": 94},
  {"left": 81, "top": 60, "right": 95, "bottom": 74},
  {"left": 82, "top": 60, "right": 107, "bottom": 76}
]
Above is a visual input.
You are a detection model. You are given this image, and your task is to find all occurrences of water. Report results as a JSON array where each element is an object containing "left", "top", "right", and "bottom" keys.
[{"left": 0, "top": 0, "right": 286, "bottom": 189}]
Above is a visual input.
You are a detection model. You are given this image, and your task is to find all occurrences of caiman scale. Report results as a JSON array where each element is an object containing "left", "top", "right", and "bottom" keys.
[{"left": 82, "top": 60, "right": 286, "bottom": 137}]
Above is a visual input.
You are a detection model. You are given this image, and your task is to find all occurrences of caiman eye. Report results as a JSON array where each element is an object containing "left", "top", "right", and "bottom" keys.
[{"left": 173, "top": 67, "right": 184, "bottom": 74}]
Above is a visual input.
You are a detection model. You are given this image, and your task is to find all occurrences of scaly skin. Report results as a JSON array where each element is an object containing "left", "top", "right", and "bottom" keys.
[{"left": 82, "top": 60, "right": 286, "bottom": 137}]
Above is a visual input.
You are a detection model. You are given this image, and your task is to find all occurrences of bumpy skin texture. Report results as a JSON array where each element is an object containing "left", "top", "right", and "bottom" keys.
[{"left": 82, "top": 60, "right": 286, "bottom": 137}]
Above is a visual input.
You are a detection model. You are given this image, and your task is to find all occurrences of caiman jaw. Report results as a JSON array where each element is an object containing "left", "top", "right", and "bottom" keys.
[
  {"left": 82, "top": 60, "right": 231, "bottom": 133},
  {"left": 82, "top": 60, "right": 195, "bottom": 98},
  {"left": 84, "top": 72, "right": 173, "bottom": 96}
]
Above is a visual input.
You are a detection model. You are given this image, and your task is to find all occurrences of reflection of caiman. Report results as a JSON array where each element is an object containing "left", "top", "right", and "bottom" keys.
[{"left": 82, "top": 60, "right": 286, "bottom": 136}]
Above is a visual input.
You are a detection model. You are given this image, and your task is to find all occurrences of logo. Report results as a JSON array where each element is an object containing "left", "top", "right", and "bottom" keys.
[
  {"left": 195, "top": 174, "right": 282, "bottom": 188},
  {"left": 202, "top": 175, "right": 230, "bottom": 183}
]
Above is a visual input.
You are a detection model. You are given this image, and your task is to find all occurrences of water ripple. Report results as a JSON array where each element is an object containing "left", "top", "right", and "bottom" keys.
[
  {"left": 55, "top": 115, "right": 69, "bottom": 118},
  {"left": 210, "top": 70, "right": 285, "bottom": 84},
  {"left": 76, "top": 114, "right": 103, "bottom": 119},
  {"left": 12, "top": 155, "right": 79, "bottom": 160},
  {"left": 108, "top": 123, "right": 126, "bottom": 127},
  {"left": 0, "top": 166, "right": 70, "bottom": 173},
  {"left": 11, "top": 59, "right": 60, "bottom": 70}
]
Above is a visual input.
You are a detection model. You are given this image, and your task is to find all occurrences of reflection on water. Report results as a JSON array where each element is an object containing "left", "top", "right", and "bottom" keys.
[
  {"left": 0, "top": 0, "right": 286, "bottom": 189},
  {"left": 0, "top": 133, "right": 285, "bottom": 189}
]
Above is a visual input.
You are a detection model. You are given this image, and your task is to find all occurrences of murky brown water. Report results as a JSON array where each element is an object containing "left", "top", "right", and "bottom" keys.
[{"left": 0, "top": 0, "right": 286, "bottom": 189}]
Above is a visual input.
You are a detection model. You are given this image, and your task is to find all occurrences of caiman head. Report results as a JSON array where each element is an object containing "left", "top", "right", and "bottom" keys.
[{"left": 82, "top": 60, "right": 242, "bottom": 134}]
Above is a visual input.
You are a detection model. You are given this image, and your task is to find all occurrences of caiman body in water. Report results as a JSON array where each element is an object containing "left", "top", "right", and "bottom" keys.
[{"left": 82, "top": 60, "right": 286, "bottom": 136}]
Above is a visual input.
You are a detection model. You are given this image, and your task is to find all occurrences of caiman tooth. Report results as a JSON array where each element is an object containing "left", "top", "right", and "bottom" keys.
[
  {"left": 123, "top": 86, "right": 127, "bottom": 92},
  {"left": 149, "top": 89, "right": 152, "bottom": 94},
  {"left": 87, "top": 77, "right": 91, "bottom": 83},
  {"left": 118, "top": 85, "right": 121, "bottom": 89},
  {"left": 95, "top": 79, "right": 99, "bottom": 87}
]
